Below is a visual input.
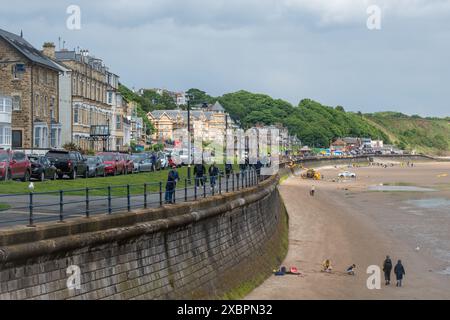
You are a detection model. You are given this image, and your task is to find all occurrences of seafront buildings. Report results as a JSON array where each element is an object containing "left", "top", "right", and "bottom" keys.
[
  {"left": 0, "top": 28, "right": 146, "bottom": 153},
  {"left": 0, "top": 29, "right": 64, "bottom": 150}
]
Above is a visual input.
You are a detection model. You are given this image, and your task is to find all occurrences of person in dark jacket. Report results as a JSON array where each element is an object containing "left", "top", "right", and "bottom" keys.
[
  {"left": 394, "top": 260, "right": 406, "bottom": 287},
  {"left": 193, "top": 162, "right": 206, "bottom": 189},
  {"left": 150, "top": 153, "right": 157, "bottom": 171},
  {"left": 164, "top": 165, "right": 179, "bottom": 204},
  {"left": 208, "top": 163, "right": 219, "bottom": 191},
  {"left": 225, "top": 163, "right": 233, "bottom": 180},
  {"left": 383, "top": 255, "right": 393, "bottom": 285}
]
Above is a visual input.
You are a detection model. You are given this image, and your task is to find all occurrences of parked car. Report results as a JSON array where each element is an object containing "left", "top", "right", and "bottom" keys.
[
  {"left": 46, "top": 150, "right": 88, "bottom": 179},
  {"left": 158, "top": 152, "right": 169, "bottom": 170},
  {"left": 338, "top": 171, "right": 357, "bottom": 178},
  {"left": 171, "top": 148, "right": 190, "bottom": 166},
  {"left": 86, "top": 156, "right": 106, "bottom": 178},
  {"left": 0, "top": 150, "right": 31, "bottom": 181},
  {"left": 137, "top": 158, "right": 154, "bottom": 172},
  {"left": 29, "top": 155, "right": 57, "bottom": 181},
  {"left": 121, "top": 154, "right": 134, "bottom": 174},
  {"left": 97, "top": 152, "right": 125, "bottom": 176},
  {"left": 131, "top": 154, "right": 148, "bottom": 173}
]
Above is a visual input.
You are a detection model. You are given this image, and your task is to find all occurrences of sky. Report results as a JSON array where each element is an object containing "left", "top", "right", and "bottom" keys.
[{"left": 1, "top": 0, "right": 450, "bottom": 117}]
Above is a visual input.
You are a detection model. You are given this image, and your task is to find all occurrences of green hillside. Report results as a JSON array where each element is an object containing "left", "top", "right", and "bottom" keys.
[
  {"left": 119, "top": 85, "right": 449, "bottom": 155},
  {"left": 365, "top": 112, "right": 450, "bottom": 155},
  {"left": 218, "top": 91, "right": 390, "bottom": 148}
]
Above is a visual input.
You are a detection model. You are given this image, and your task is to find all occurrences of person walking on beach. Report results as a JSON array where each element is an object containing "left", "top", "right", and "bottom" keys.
[
  {"left": 310, "top": 185, "right": 315, "bottom": 197},
  {"left": 394, "top": 260, "right": 406, "bottom": 287},
  {"left": 383, "top": 255, "right": 393, "bottom": 285}
]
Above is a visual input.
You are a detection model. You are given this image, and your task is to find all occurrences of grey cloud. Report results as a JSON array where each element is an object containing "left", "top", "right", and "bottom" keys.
[{"left": 0, "top": 0, "right": 449, "bottom": 116}]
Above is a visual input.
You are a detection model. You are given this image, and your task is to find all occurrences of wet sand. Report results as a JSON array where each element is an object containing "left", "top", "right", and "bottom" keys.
[{"left": 246, "top": 161, "right": 450, "bottom": 299}]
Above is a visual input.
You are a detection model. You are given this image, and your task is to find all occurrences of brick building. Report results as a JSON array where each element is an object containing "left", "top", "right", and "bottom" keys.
[{"left": 0, "top": 29, "right": 64, "bottom": 150}]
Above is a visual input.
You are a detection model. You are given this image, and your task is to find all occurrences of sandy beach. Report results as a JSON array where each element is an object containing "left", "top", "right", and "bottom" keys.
[{"left": 246, "top": 161, "right": 450, "bottom": 300}]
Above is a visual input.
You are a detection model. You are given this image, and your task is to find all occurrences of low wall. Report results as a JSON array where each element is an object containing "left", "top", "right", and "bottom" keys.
[{"left": 0, "top": 175, "right": 287, "bottom": 300}]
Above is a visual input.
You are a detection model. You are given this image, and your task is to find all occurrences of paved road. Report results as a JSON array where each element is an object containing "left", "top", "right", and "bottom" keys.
[{"left": 0, "top": 173, "right": 259, "bottom": 229}]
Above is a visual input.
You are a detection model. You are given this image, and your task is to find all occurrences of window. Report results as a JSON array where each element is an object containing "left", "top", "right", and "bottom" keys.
[
  {"left": 51, "top": 128, "right": 57, "bottom": 148},
  {"left": 35, "top": 94, "right": 40, "bottom": 116},
  {"left": 12, "top": 95, "right": 21, "bottom": 111},
  {"left": 74, "top": 106, "right": 79, "bottom": 124},
  {"left": 12, "top": 64, "right": 25, "bottom": 80},
  {"left": 50, "top": 97, "right": 55, "bottom": 119},
  {"left": 116, "top": 115, "right": 121, "bottom": 130},
  {"left": 0, "top": 97, "right": 12, "bottom": 113},
  {"left": 39, "top": 95, "right": 43, "bottom": 117},
  {"left": 34, "top": 127, "right": 41, "bottom": 148},
  {"left": 42, "top": 127, "right": 48, "bottom": 148},
  {"left": 0, "top": 125, "right": 12, "bottom": 146},
  {"left": 12, "top": 130, "right": 22, "bottom": 148},
  {"left": 44, "top": 96, "right": 48, "bottom": 117},
  {"left": 107, "top": 92, "right": 113, "bottom": 104},
  {"left": 13, "top": 152, "right": 25, "bottom": 161},
  {"left": 34, "top": 126, "right": 48, "bottom": 148}
]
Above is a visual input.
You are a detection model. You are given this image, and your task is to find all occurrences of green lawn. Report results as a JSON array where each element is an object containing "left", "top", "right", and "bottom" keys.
[
  {"left": 0, "top": 203, "right": 11, "bottom": 211},
  {"left": 0, "top": 164, "right": 242, "bottom": 196}
]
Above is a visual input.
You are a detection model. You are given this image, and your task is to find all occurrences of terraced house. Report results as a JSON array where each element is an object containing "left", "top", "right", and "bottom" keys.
[
  {"left": 54, "top": 48, "right": 116, "bottom": 151},
  {"left": 0, "top": 29, "right": 64, "bottom": 150}
]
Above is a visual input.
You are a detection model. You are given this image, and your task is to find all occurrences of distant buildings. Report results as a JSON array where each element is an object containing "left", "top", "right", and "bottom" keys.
[{"left": 147, "top": 102, "right": 233, "bottom": 142}]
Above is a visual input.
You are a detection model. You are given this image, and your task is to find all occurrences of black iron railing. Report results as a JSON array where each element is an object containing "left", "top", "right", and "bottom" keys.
[{"left": 0, "top": 169, "right": 265, "bottom": 228}]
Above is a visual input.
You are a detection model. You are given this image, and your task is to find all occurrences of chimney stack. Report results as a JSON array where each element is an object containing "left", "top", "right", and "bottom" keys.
[{"left": 42, "top": 42, "right": 56, "bottom": 59}]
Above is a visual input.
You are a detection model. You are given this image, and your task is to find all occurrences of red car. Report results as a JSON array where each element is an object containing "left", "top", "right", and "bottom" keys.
[
  {"left": 97, "top": 152, "right": 126, "bottom": 176},
  {"left": 121, "top": 154, "right": 134, "bottom": 174},
  {"left": 0, "top": 150, "right": 32, "bottom": 181}
]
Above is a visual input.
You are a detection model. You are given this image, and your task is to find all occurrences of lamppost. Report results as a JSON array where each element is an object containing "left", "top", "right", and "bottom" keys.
[
  {"left": 106, "top": 117, "right": 110, "bottom": 152},
  {"left": 225, "top": 114, "right": 228, "bottom": 165},
  {"left": 186, "top": 94, "right": 194, "bottom": 183}
]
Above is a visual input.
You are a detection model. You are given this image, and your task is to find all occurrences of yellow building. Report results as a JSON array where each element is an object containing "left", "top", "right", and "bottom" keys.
[{"left": 147, "top": 102, "right": 232, "bottom": 143}]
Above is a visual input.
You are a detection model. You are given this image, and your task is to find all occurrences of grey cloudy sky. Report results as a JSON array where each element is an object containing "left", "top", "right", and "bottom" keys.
[{"left": 1, "top": 0, "right": 450, "bottom": 116}]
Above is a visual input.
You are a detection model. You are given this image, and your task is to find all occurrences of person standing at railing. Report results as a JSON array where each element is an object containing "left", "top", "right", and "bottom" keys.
[
  {"left": 255, "top": 158, "right": 262, "bottom": 180},
  {"left": 208, "top": 162, "right": 219, "bottom": 191},
  {"left": 194, "top": 162, "right": 206, "bottom": 190},
  {"left": 165, "top": 165, "right": 179, "bottom": 204},
  {"left": 225, "top": 163, "right": 233, "bottom": 180}
]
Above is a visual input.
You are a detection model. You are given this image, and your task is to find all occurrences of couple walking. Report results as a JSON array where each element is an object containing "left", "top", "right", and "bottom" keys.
[{"left": 383, "top": 256, "right": 406, "bottom": 287}]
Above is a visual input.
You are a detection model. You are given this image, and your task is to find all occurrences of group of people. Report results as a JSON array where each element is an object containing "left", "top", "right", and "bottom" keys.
[
  {"left": 164, "top": 162, "right": 222, "bottom": 204},
  {"left": 383, "top": 255, "right": 406, "bottom": 287},
  {"left": 193, "top": 162, "right": 220, "bottom": 191},
  {"left": 164, "top": 159, "right": 263, "bottom": 204},
  {"left": 320, "top": 256, "right": 406, "bottom": 287}
]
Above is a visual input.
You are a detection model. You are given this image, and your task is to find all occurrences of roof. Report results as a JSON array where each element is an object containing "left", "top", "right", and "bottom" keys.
[
  {"left": 331, "top": 139, "right": 346, "bottom": 146},
  {"left": 0, "top": 28, "right": 64, "bottom": 72},
  {"left": 210, "top": 101, "right": 225, "bottom": 112},
  {"left": 342, "top": 137, "right": 360, "bottom": 144}
]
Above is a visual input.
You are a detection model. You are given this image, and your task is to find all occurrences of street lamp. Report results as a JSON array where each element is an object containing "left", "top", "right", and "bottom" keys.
[
  {"left": 186, "top": 94, "right": 194, "bottom": 184},
  {"left": 106, "top": 117, "right": 110, "bottom": 152}
]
